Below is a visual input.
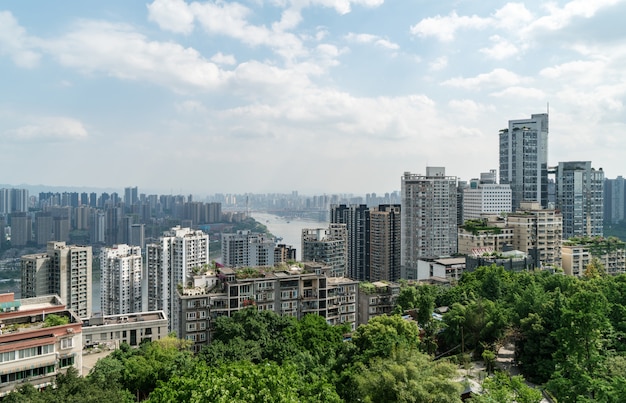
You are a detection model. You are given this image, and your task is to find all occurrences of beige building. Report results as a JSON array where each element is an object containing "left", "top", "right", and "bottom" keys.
[
  {"left": 0, "top": 294, "right": 83, "bottom": 397},
  {"left": 457, "top": 217, "right": 514, "bottom": 255},
  {"left": 562, "top": 237, "right": 626, "bottom": 276},
  {"left": 507, "top": 202, "right": 562, "bottom": 268},
  {"left": 21, "top": 242, "right": 93, "bottom": 319}
]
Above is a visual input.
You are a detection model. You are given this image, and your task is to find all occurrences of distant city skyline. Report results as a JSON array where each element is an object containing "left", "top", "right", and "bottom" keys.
[{"left": 1, "top": 1, "right": 625, "bottom": 194}]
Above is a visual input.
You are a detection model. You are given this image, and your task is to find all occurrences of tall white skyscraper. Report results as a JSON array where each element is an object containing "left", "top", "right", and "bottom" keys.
[
  {"left": 100, "top": 244, "right": 143, "bottom": 315},
  {"left": 401, "top": 167, "right": 458, "bottom": 279},
  {"left": 146, "top": 226, "right": 209, "bottom": 331},
  {"left": 499, "top": 113, "right": 549, "bottom": 211}
]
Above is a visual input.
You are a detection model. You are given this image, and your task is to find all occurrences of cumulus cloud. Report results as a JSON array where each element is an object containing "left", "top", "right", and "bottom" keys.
[
  {"left": 210, "top": 52, "right": 236, "bottom": 65},
  {"left": 3, "top": 117, "right": 88, "bottom": 142},
  {"left": 442, "top": 68, "right": 528, "bottom": 89},
  {"left": 344, "top": 33, "right": 399, "bottom": 50},
  {"left": 527, "top": 0, "right": 622, "bottom": 33},
  {"left": 42, "top": 20, "right": 229, "bottom": 91},
  {"left": 429, "top": 56, "right": 447, "bottom": 71},
  {"left": 410, "top": 11, "right": 490, "bottom": 42},
  {"left": 0, "top": 11, "right": 41, "bottom": 68},
  {"left": 490, "top": 86, "right": 547, "bottom": 99},
  {"left": 147, "top": 0, "right": 195, "bottom": 34},
  {"left": 479, "top": 35, "right": 518, "bottom": 60}
]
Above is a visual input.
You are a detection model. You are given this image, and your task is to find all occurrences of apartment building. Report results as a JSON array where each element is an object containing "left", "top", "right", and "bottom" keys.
[
  {"left": 301, "top": 224, "right": 348, "bottom": 277},
  {"left": 21, "top": 242, "right": 92, "bottom": 319},
  {"left": 221, "top": 230, "right": 275, "bottom": 268},
  {"left": 357, "top": 281, "right": 401, "bottom": 326},
  {"left": 100, "top": 244, "right": 143, "bottom": 315},
  {"left": 562, "top": 237, "right": 626, "bottom": 277},
  {"left": 507, "top": 202, "right": 562, "bottom": 268},
  {"left": 0, "top": 294, "right": 83, "bottom": 397},
  {"left": 82, "top": 311, "right": 168, "bottom": 348},
  {"left": 457, "top": 217, "right": 514, "bottom": 255}
]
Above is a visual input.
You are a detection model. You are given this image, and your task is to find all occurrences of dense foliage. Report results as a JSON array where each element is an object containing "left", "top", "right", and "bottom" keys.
[{"left": 10, "top": 264, "right": 626, "bottom": 402}]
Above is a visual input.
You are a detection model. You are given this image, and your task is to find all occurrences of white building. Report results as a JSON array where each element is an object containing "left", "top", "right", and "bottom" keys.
[
  {"left": 301, "top": 224, "right": 348, "bottom": 277},
  {"left": 401, "top": 167, "right": 458, "bottom": 279},
  {"left": 462, "top": 170, "right": 511, "bottom": 222},
  {"left": 100, "top": 244, "right": 143, "bottom": 315},
  {"left": 221, "top": 230, "right": 275, "bottom": 268},
  {"left": 146, "top": 226, "right": 209, "bottom": 332}
]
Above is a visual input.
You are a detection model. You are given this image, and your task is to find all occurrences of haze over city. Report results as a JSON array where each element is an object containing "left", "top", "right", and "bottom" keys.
[{"left": 1, "top": 0, "right": 625, "bottom": 195}]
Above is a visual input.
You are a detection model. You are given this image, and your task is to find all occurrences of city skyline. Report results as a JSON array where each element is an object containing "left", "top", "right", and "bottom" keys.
[{"left": 1, "top": 1, "right": 625, "bottom": 195}]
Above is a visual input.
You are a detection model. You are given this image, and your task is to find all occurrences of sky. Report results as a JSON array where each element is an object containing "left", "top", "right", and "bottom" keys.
[{"left": 1, "top": 0, "right": 625, "bottom": 197}]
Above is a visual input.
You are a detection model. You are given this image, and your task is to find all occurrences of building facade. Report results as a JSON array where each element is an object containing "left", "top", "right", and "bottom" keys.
[
  {"left": 401, "top": 167, "right": 458, "bottom": 279},
  {"left": 330, "top": 204, "right": 370, "bottom": 281},
  {"left": 21, "top": 242, "right": 93, "bottom": 318},
  {"left": 146, "top": 227, "right": 209, "bottom": 332},
  {"left": 369, "top": 204, "right": 401, "bottom": 282},
  {"left": 462, "top": 170, "right": 512, "bottom": 222},
  {"left": 604, "top": 176, "right": 626, "bottom": 225},
  {"left": 301, "top": 224, "right": 348, "bottom": 277},
  {"left": 100, "top": 244, "right": 143, "bottom": 315},
  {"left": 221, "top": 230, "right": 275, "bottom": 268},
  {"left": 499, "top": 113, "right": 549, "bottom": 211},
  {"left": 554, "top": 161, "right": 604, "bottom": 239}
]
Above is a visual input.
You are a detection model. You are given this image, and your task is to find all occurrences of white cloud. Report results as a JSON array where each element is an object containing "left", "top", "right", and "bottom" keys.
[
  {"left": 479, "top": 35, "right": 518, "bottom": 60},
  {"left": 492, "top": 3, "right": 534, "bottom": 29},
  {"left": 43, "top": 21, "right": 229, "bottom": 91},
  {"left": 529, "top": 0, "right": 622, "bottom": 33},
  {"left": 344, "top": 33, "right": 399, "bottom": 50},
  {"left": 540, "top": 60, "right": 607, "bottom": 85},
  {"left": 147, "top": 0, "right": 195, "bottom": 34},
  {"left": 447, "top": 99, "right": 495, "bottom": 120},
  {"left": 3, "top": 117, "right": 88, "bottom": 142},
  {"left": 211, "top": 52, "right": 236, "bottom": 65},
  {"left": 0, "top": 11, "right": 40, "bottom": 68},
  {"left": 490, "top": 86, "right": 546, "bottom": 99},
  {"left": 410, "top": 11, "right": 490, "bottom": 42},
  {"left": 442, "top": 68, "right": 528, "bottom": 89},
  {"left": 429, "top": 56, "right": 447, "bottom": 71}
]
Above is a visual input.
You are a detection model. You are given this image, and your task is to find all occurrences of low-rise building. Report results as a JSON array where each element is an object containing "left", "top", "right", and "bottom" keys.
[
  {"left": 561, "top": 236, "right": 626, "bottom": 277},
  {"left": 0, "top": 294, "right": 83, "bottom": 397},
  {"left": 416, "top": 257, "right": 466, "bottom": 281},
  {"left": 81, "top": 311, "right": 168, "bottom": 349},
  {"left": 465, "top": 248, "right": 535, "bottom": 272},
  {"left": 358, "top": 281, "right": 401, "bottom": 326}
]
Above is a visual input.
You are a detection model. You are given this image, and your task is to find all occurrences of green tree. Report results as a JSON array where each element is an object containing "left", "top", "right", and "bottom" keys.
[
  {"left": 351, "top": 315, "right": 420, "bottom": 361},
  {"left": 469, "top": 372, "right": 542, "bottom": 403},
  {"left": 351, "top": 347, "right": 462, "bottom": 403}
]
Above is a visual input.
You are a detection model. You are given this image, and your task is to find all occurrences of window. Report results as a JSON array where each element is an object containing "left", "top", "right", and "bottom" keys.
[
  {"left": 59, "top": 356, "right": 75, "bottom": 368},
  {"left": 186, "top": 312, "right": 196, "bottom": 320},
  {"left": 61, "top": 338, "right": 73, "bottom": 349}
]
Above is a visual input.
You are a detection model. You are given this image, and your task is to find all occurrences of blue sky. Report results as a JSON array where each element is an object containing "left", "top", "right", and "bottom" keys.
[{"left": 1, "top": 0, "right": 625, "bottom": 196}]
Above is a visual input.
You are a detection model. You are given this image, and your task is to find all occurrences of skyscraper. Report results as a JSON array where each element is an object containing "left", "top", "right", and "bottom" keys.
[
  {"left": 330, "top": 204, "right": 370, "bottom": 281},
  {"left": 21, "top": 241, "right": 93, "bottom": 318},
  {"left": 146, "top": 226, "right": 209, "bottom": 331},
  {"left": 401, "top": 167, "right": 458, "bottom": 279},
  {"left": 604, "top": 176, "right": 626, "bottom": 225},
  {"left": 499, "top": 113, "right": 549, "bottom": 211},
  {"left": 554, "top": 161, "right": 604, "bottom": 239},
  {"left": 369, "top": 204, "right": 401, "bottom": 282},
  {"left": 101, "top": 244, "right": 143, "bottom": 315},
  {"left": 221, "top": 230, "right": 276, "bottom": 268}
]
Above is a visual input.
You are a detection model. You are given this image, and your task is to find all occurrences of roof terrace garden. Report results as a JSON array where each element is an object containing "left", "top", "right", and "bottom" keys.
[
  {"left": 461, "top": 219, "right": 502, "bottom": 235},
  {"left": 1, "top": 312, "right": 73, "bottom": 336},
  {"left": 563, "top": 236, "right": 626, "bottom": 255}
]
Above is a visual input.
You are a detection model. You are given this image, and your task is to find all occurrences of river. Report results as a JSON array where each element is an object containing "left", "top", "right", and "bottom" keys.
[{"left": 250, "top": 212, "right": 329, "bottom": 261}]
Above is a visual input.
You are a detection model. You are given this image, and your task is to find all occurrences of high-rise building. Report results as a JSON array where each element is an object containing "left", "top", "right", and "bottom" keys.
[
  {"left": 221, "top": 230, "right": 276, "bottom": 268},
  {"left": 499, "top": 113, "right": 549, "bottom": 210},
  {"left": 10, "top": 212, "right": 31, "bottom": 247},
  {"left": 462, "top": 170, "right": 512, "bottom": 222},
  {"left": 21, "top": 242, "right": 93, "bottom": 318},
  {"left": 369, "top": 204, "right": 401, "bottom": 282},
  {"left": 302, "top": 224, "right": 348, "bottom": 277},
  {"left": 554, "top": 161, "right": 604, "bottom": 239},
  {"left": 604, "top": 176, "right": 625, "bottom": 225},
  {"left": 130, "top": 223, "right": 145, "bottom": 249},
  {"left": 35, "top": 212, "right": 54, "bottom": 246},
  {"left": 146, "top": 226, "right": 209, "bottom": 331},
  {"left": 401, "top": 167, "right": 458, "bottom": 279},
  {"left": 100, "top": 244, "right": 143, "bottom": 315},
  {"left": 330, "top": 204, "right": 370, "bottom": 281},
  {"left": 124, "top": 186, "right": 139, "bottom": 211}
]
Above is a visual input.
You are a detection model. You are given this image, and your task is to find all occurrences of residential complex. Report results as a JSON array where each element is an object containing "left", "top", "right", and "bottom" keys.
[
  {"left": 100, "top": 244, "right": 143, "bottom": 315},
  {"left": 221, "top": 230, "right": 276, "bottom": 268},
  {"left": 146, "top": 226, "right": 209, "bottom": 331},
  {"left": 401, "top": 167, "right": 458, "bottom": 279},
  {"left": 561, "top": 236, "right": 626, "bottom": 277},
  {"left": 0, "top": 294, "right": 83, "bottom": 397},
  {"left": 368, "top": 204, "right": 401, "bottom": 282},
  {"left": 301, "top": 224, "right": 348, "bottom": 277},
  {"left": 330, "top": 204, "right": 370, "bottom": 281},
  {"left": 605, "top": 176, "right": 626, "bottom": 225},
  {"left": 21, "top": 242, "right": 93, "bottom": 318}
]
